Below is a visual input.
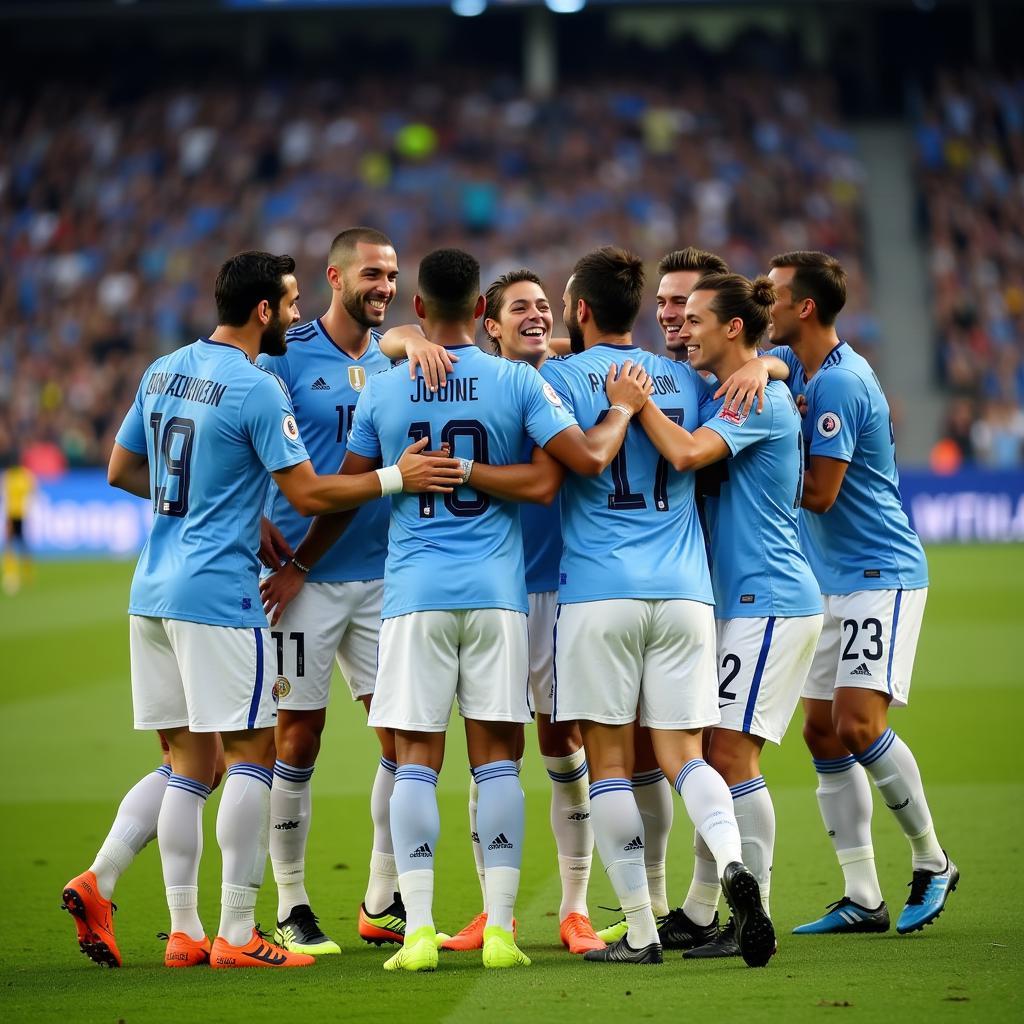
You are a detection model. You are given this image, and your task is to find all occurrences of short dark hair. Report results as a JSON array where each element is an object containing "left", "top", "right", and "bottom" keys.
[
  {"left": 215, "top": 251, "right": 295, "bottom": 327},
  {"left": 693, "top": 272, "right": 776, "bottom": 346},
  {"left": 769, "top": 250, "right": 847, "bottom": 326},
  {"left": 418, "top": 248, "right": 481, "bottom": 322},
  {"left": 483, "top": 268, "right": 543, "bottom": 352},
  {"left": 570, "top": 247, "right": 645, "bottom": 335},
  {"left": 328, "top": 226, "right": 394, "bottom": 269},
  {"left": 658, "top": 247, "right": 728, "bottom": 278}
]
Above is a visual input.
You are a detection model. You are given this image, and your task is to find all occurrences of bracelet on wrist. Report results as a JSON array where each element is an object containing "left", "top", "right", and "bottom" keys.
[
  {"left": 609, "top": 403, "right": 633, "bottom": 419},
  {"left": 458, "top": 457, "right": 474, "bottom": 485},
  {"left": 291, "top": 556, "right": 311, "bottom": 574}
]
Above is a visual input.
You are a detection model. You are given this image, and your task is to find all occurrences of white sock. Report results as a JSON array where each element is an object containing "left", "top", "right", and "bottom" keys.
[
  {"left": 399, "top": 869, "right": 434, "bottom": 938},
  {"left": 270, "top": 760, "right": 313, "bottom": 921},
  {"left": 543, "top": 750, "right": 593, "bottom": 919},
  {"left": 856, "top": 729, "right": 945, "bottom": 871},
  {"left": 814, "top": 755, "right": 883, "bottom": 907},
  {"left": 90, "top": 764, "right": 171, "bottom": 899},
  {"left": 731, "top": 776, "right": 775, "bottom": 915},
  {"left": 590, "top": 780, "right": 658, "bottom": 948},
  {"left": 632, "top": 769, "right": 673, "bottom": 917},
  {"left": 682, "top": 830, "right": 721, "bottom": 927},
  {"left": 484, "top": 866, "right": 520, "bottom": 934},
  {"left": 673, "top": 759, "right": 742, "bottom": 874},
  {"left": 468, "top": 775, "right": 487, "bottom": 912},
  {"left": 158, "top": 773, "right": 210, "bottom": 940},
  {"left": 217, "top": 763, "right": 272, "bottom": 945},
  {"left": 365, "top": 757, "right": 399, "bottom": 913}
]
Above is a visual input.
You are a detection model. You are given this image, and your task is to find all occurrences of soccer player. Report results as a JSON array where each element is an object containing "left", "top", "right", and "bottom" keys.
[
  {"left": 765, "top": 251, "right": 957, "bottom": 935},
  {"left": 261, "top": 248, "right": 651, "bottom": 972},
  {"left": 62, "top": 251, "right": 461, "bottom": 970},
  {"left": 255, "top": 227, "right": 407, "bottom": 956},
  {"left": 541, "top": 247, "right": 775, "bottom": 967},
  {"left": 628, "top": 272, "right": 823, "bottom": 959},
  {"left": 656, "top": 247, "right": 730, "bottom": 361},
  {"left": 2, "top": 457, "right": 36, "bottom": 594}
]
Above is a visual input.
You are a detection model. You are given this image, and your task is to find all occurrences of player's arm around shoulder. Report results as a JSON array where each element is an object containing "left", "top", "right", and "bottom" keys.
[{"left": 801, "top": 368, "right": 865, "bottom": 514}]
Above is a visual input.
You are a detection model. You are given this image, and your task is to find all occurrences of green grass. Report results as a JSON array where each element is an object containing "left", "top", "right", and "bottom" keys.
[{"left": 2, "top": 547, "right": 1022, "bottom": 1023}]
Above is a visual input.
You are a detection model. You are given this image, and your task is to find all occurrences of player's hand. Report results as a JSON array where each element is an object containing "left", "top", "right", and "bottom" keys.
[
  {"left": 260, "top": 561, "right": 306, "bottom": 627},
  {"left": 258, "top": 516, "right": 293, "bottom": 570},
  {"left": 714, "top": 358, "right": 769, "bottom": 416},
  {"left": 407, "top": 335, "right": 458, "bottom": 392},
  {"left": 605, "top": 361, "right": 654, "bottom": 414},
  {"left": 396, "top": 437, "right": 464, "bottom": 493},
  {"left": 796, "top": 393, "right": 808, "bottom": 418}
]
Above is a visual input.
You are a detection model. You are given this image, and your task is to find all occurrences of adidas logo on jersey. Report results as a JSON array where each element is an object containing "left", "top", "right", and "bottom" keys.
[
  {"left": 311, "top": 377, "right": 331, "bottom": 391},
  {"left": 623, "top": 835, "right": 644, "bottom": 851},
  {"left": 851, "top": 663, "right": 872, "bottom": 677},
  {"left": 488, "top": 833, "right": 514, "bottom": 851},
  {"left": 410, "top": 843, "right": 433, "bottom": 858}
]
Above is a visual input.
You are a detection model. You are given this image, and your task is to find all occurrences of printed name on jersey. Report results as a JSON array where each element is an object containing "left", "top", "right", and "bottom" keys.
[
  {"left": 282, "top": 414, "right": 300, "bottom": 441},
  {"left": 348, "top": 366, "right": 367, "bottom": 392},
  {"left": 816, "top": 411, "right": 842, "bottom": 438},
  {"left": 542, "top": 381, "right": 563, "bottom": 407},
  {"left": 718, "top": 405, "right": 749, "bottom": 426}
]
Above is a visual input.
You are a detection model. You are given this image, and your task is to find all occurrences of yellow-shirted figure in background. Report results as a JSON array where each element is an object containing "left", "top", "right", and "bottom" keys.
[{"left": 3, "top": 461, "right": 36, "bottom": 594}]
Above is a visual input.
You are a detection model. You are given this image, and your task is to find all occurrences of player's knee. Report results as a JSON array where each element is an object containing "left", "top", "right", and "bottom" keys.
[
  {"left": 707, "top": 741, "right": 756, "bottom": 787},
  {"left": 537, "top": 718, "right": 581, "bottom": 758},
  {"left": 834, "top": 715, "right": 879, "bottom": 758},
  {"left": 802, "top": 714, "right": 836, "bottom": 757},
  {"left": 276, "top": 715, "right": 324, "bottom": 766}
]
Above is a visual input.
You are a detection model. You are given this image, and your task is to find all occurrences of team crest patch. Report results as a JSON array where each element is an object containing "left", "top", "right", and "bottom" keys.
[
  {"left": 816, "top": 411, "right": 842, "bottom": 438},
  {"left": 348, "top": 366, "right": 367, "bottom": 392},
  {"left": 282, "top": 414, "right": 300, "bottom": 441},
  {"left": 718, "top": 405, "right": 748, "bottom": 426},
  {"left": 542, "top": 382, "right": 563, "bottom": 407},
  {"left": 273, "top": 676, "right": 291, "bottom": 701}
]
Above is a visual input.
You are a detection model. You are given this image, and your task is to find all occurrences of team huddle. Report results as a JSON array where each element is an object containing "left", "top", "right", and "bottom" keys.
[{"left": 60, "top": 227, "right": 958, "bottom": 973}]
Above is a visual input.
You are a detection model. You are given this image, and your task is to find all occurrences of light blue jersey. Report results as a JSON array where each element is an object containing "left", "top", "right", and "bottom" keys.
[
  {"left": 258, "top": 320, "right": 391, "bottom": 583},
  {"left": 520, "top": 438, "right": 562, "bottom": 594},
  {"left": 698, "top": 381, "right": 822, "bottom": 618},
  {"left": 540, "top": 345, "right": 714, "bottom": 605},
  {"left": 767, "top": 343, "right": 928, "bottom": 594},
  {"left": 346, "top": 344, "right": 576, "bottom": 618},
  {"left": 115, "top": 339, "right": 309, "bottom": 627}
]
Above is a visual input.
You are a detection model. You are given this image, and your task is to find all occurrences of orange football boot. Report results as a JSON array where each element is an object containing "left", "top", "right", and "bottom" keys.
[
  {"left": 560, "top": 913, "right": 605, "bottom": 954},
  {"left": 441, "top": 913, "right": 518, "bottom": 951},
  {"left": 210, "top": 928, "right": 314, "bottom": 968},
  {"left": 62, "top": 871, "right": 121, "bottom": 968},
  {"left": 162, "top": 931, "right": 212, "bottom": 967}
]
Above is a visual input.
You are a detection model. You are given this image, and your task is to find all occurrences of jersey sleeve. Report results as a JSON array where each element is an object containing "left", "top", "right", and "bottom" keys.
[
  {"left": 240, "top": 374, "right": 310, "bottom": 473},
  {"left": 806, "top": 369, "right": 866, "bottom": 464},
  {"left": 346, "top": 378, "right": 382, "bottom": 460},
  {"left": 523, "top": 363, "right": 577, "bottom": 447},
  {"left": 115, "top": 378, "right": 149, "bottom": 454},
  {"left": 538, "top": 359, "right": 577, "bottom": 420},
  {"left": 700, "top": 397, "right": 775, "bottom": 456},
  {"left": 255, "top": 352, "right": 292, "bottom": 395},
  {"left": 763, "top": 346, "right": 802, "bottom": 395}
]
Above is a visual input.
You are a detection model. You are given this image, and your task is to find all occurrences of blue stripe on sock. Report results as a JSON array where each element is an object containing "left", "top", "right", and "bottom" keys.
[
  {"left": 473, "top": 760, "right": 520, "bottom": 784},
  {"left": 155, "top": 764, "right": 172, "bottom": 779},
  {"left": 227, "top": 762, "right": 273, "bottom": 788},
  {"left": 395, "top": 765, "right": 438, "bottom": 786},
  {"left": 246, "top": 627, "right": 264, "bottom": 730},
  {"left": 589, "top": 778, "right": 632, "bottom": 799},
  {"left": 273, "top": 759, "right": 314, "bottom": 783},
  {"left": 856, "top": 727, "right": 896, "bottom": 767},
  {"left": 729, "top": 775, "right": 766, "bottom": 798},
  {"left": 885, "top": 591, "right": 903, "bottom": 695},
  {"left": 380, "top": 757, "right": 398, "bottom": 775},
  {"left": 673, "top": 758, "right": 706, "bottom": 794},
  {"left": 547, "top": 762, "right": 588, "bottom": 783},
  {"left": 167, "top": 773, "right": 211, "bottom": 799},
  {"left": 812, "top": 754, "right": 858, "bottom": 774},
  {"left": 631, "top": 768, "right": 665, "bottom": 787},
  {"left": 742, "top": 617, "right": 775, "bottom": 734}
]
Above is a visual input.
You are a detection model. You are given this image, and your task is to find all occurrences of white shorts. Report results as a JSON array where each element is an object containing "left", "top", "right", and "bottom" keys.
[
  {"left": 715, "top": 614, "right": 823, "bottom": 744},
  {"left": 802, "top": 588, "right": 928, "bottom": 708},
  {"left": 369, "top": 609, "right": 530, "bottom": 732},
  {"left": 552, "top": 598, "right": 718, "bottom": 729},
  {"left": 527, "top": 591, "right": 557, "bottom": 717},
  {"left": 130, "top": 615, "right": 277, "bottom": 733},
  {"left": 269, "top": 579, "right": 382, "bottom": 709}
]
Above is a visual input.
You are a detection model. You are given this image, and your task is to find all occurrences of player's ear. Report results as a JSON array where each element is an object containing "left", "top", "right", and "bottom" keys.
[
  {"left": 256, "top": 299, "right": 271, "bottom": 325},
  {"left": 413, "top": 294, "right": 427, "bottom": 319},
  {"left": 577, "top": 297, "right": 589, "bottom": 324},
  {"left": 798, "top": 297, "right": 815, "bottom": 321},
  {"left": 473, "top": 294, "right": 486, "bottom": 320},
  {"left": 326, "top": 264, "right": 342, "bottom": 291}
]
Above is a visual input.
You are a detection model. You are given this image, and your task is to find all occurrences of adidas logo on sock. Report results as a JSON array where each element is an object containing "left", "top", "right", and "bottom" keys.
[
  {"left": 566, "top": 812, "right": 590, "bottom": 821},
  {"left": 851, "top": 663, "right": 872, "bottom": 677},
  {"left": 471, "top": 831, "right": 480, "bottom": 844},
  {"left": 487, "top": 833, "right": 514, "bottom": 850},
  {"left": 410, "top": 842, "right": 433, "bottom": 858},
  {"left": 274, "top": 820, "right": 300, "bottom": 830},
  {"left": 311, "top": 377, "right": 331, "bottom": 390},
  {"left": 623, "top": 835, "right": 644, "bottom": 851},
  {"left": 886, "top": 797, "right": 910, "bottom": 810}
]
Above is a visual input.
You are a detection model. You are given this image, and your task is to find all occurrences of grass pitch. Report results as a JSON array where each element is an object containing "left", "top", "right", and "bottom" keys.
[{"left": 2, "top": 546, "right": 1022, "bottom": 1023}]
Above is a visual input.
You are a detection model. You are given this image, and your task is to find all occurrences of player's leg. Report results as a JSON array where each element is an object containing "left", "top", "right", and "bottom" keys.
[
  {"left": 459, "top": 608, "right": 533, "bottom": 969},
  {"left": 267, "top": 581, "right": 349, "bottom": 954},
  {"left": 830, "top": 588, "right": 955, "bottom": 933},
  {"left": 631, "top": 725, "right": 673, "bottom": 921},
  {"left": 370, "top": 610, "right": 460, "bottom": 972}
]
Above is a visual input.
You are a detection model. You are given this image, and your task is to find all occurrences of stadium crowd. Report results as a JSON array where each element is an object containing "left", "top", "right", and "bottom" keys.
[
  {"left": 0, "top": 68, "right": 876, "bottom": 470},
  {"left": 916, "top": 71, "right": 1024, "bottom": 468}
]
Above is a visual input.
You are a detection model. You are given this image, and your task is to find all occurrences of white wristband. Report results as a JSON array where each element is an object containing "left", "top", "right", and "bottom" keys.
[
  {"left": 458, "top": 458, "right": 474, "bottom": 484},
  {"left": 610, "top": 403, "right": 633, "bottom": 419},
  {"left": 376, "top": 464, "right": 404, "bottom": 496}
]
